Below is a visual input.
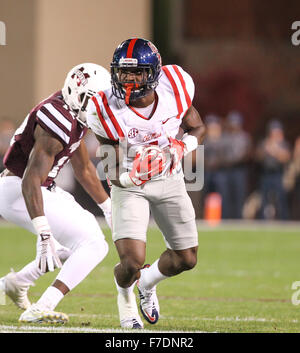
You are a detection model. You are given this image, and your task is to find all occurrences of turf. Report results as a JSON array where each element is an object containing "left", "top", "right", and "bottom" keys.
[{"left": 0, "top": 223, "right": 300, "bottom": 333}]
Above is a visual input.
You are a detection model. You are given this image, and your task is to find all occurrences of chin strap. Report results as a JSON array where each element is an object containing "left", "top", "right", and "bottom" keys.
[{"left": 124, "top": 83, "right": 140, "bottom": 105}]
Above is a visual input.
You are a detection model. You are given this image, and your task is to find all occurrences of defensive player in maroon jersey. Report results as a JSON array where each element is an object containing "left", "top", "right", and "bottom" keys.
[{"left": 0, "top": 63, "right": 112, "bottom": 323}]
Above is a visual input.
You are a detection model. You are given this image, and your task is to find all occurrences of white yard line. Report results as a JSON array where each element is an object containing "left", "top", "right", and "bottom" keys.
[
  {"left": 69, "top": 313, "right": 298, "bottom": 324},
  {"left": 0, "top": 315, "right": 297, "bottom": 333},
  {"left": 0, "top": 324, "right": 209, "bottom": 333}
]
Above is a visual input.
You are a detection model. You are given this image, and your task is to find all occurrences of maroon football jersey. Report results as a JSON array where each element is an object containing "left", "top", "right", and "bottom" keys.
[{"left": 4, "top": 91, "right": 88, "bottom": 187}]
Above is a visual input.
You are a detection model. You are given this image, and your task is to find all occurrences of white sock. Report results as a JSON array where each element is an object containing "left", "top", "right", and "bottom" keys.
[
  {"left": 114, "top": 275, "right": 136, "bottom": 300},
  {"left": 138, "top": 259, "right": 168, "bottom": 290},
  {"left": 36, "top": 286, "right": 64, "bottom": 311},
  {"left": 15, "top": 261, "right": 43, "bottom": 285}
]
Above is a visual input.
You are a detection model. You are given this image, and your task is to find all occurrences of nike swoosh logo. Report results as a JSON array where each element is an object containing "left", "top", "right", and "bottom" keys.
[
  {"left": 145, "top": 308, "right": 157, "bottom": 322},
  {"left": 162, "top": 118, "right": 171, "bottom": 124},
  {"left": 40, "top": 234, "right": 50, "bottom": 241}
]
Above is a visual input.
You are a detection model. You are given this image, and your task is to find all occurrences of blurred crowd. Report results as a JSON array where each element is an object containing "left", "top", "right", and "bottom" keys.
[
  {"left": 201, "top": 112, "right": 300, "bottom": 221},
  {"left": 1, "top": 114, "right": 300, "bottom": 221}
]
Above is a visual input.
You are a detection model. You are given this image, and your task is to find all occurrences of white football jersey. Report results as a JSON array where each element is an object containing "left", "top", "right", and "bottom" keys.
[{"left": 87, "top": 65, "right": 195, "bottom": 171}]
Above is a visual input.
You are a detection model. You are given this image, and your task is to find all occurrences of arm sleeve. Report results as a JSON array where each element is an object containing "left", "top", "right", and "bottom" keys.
[
  {"left": 35, "top": 103, "right": 73, "bottom": 146},
  {"left": 175, "top": 65, "right": 195, "bottom": 103},
  {"left": 86, "top": 97, "right": 110, "bottom": 139}
]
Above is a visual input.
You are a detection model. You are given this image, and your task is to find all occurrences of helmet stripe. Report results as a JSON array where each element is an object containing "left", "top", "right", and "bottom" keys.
[{"left": 126, "top": 38, "right": 138, "bottom": 58}]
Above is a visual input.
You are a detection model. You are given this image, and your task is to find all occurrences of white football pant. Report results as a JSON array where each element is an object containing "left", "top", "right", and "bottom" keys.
[{"left": 0, "top": 176, "right": 108, "bottom": 290}]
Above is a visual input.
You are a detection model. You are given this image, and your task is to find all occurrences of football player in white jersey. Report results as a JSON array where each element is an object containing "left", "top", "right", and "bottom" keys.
[
  {"left": 87, "top": 38, "right": 206, "bottom": 329},
  {"left": 0, "top": 63, "right": 112, "bottom": 323}
]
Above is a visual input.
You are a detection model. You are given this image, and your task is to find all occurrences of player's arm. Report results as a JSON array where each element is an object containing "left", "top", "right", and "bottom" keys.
[
  {"left": 94, "top": 134, "right": 124, "bottom": 188},
  {"left": 180, "top": 105, "right": 206, "bottom": 146},
  {"left": 71, "top": 140, "right": 109, "bottom": 203},
  {"left": 22, "top": 125, "right": 63, "bottom": 218},
  {"left": 22, "top": 124, "right": 63, "bottom": 272},
  {"left": 70, "top": 140, "right": 112, "bottom": 227},
  {"left": 168, "top": 105, "right": 206, "bottom": 173}
]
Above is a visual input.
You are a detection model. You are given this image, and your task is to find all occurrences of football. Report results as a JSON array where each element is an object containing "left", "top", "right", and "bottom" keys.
[
  {"left": 138, "top": 145, "right": 167, "bottom": 179},
  {"left": 140, "top": 145, "right": 164, "bottom": 162}
]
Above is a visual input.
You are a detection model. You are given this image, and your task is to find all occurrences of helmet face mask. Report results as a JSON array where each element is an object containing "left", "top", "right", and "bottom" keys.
[
  {"left": 62, "top": 63, "right": 111, "bottom": 126},
  {"left": 110, "top": 38, "right": 162, "bottom": 103},
  {"left": 111, "top": 66, "right": 156, "bottom": 101},
  {"left": 76, "top": 89, "right": 98, "bottom": 124}
]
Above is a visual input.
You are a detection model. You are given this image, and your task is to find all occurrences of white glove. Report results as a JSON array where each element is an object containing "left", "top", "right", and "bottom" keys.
[
  {"left": 98, "top": 198, "right": 112, "bottom": 229},
  {"left": 32, "top": 217, "right": 62, "bottom": 273}
]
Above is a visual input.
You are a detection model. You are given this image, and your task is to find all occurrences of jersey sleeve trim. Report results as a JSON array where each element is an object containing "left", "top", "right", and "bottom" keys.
[
  {"left": 91, "top": 96, "right": 117, "bottom": 141},
  {"left": 162, "top": 65, "right": 194, "bottom": 119},
  {"left": 40, "top": 106, "right": 70, "bottom": 136},
  {"left": 162, "top": 66, "right": 183, "bottom": 119},
  {"left": 172, "top": 65, "right": 192, "bottom": 107},
  {"left": 36, "top": 110, "right": 70, "bottom": 145},
  {"left": 100, "top": 92, "right": 125, "bottom": 139},
  {"left": 44, "top": 103, "right": 73, "bottom": 126}
]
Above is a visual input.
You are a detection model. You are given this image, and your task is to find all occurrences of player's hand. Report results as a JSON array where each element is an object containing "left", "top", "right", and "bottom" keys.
[
  {"left": 129, "top": 147, "right": 166, "bottom": 186},
  {"left": 128, "top": 151, "right": 148, "bottom": 186},
  {"left": 168, "top": 136, "right": 186, "bottom": 174},
  {"left": 36, "top": 232, "right": 62, "bottom": 273}
]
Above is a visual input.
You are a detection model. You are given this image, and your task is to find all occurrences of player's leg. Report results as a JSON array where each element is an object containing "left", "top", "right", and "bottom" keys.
[
  {"left": 0, "top": 176, "right": 72, "bottom": 310},
  {"left": 0, "top": 177, "right": 108, "bottom": 322},
  {"left": 151, "top": 246, "right": 198, "bottom": 276},
  {"left": 114, "top": 239, "right": 146, "bottom": 287},
  {"left": 137, "top": 176, "right": 198, "bottom": 324},
  {"left": 111, "top": 185, "right": 149, "bottom": 328},
  {"left": 113, "top": 239, "right": 146, "bottom": 329},
  {"left": 19, "top": 185, "right": 109, "bottom": 323},
  {"left": 149, "top": 177, "right": 198, "bottom": 270}
]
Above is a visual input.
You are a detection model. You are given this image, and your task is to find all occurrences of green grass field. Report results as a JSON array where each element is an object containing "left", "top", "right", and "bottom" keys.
[{"left": 1, "top": 222, "right": 300, "bottom": 333}]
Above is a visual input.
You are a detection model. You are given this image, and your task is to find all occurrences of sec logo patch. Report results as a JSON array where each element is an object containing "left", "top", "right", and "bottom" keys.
[{"left": 128, "top": 128, "right": 139, "bottom": 138}]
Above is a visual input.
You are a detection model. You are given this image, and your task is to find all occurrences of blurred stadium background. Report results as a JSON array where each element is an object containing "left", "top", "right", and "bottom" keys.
[
  {"left": 1, "top": 0, "right": 300, "bottom": 333},
  {"left": 1, "top": 0, "right": 300, "bottom": 222}
]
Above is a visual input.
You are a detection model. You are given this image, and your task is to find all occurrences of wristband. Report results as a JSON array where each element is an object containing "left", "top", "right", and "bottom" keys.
[
  {"left": 182, "top": 134, "right": 198, "bottom": 155},
  {"left": 32, "top": 216, "right": 51, "bottom": 235},
  {"left": 97, "top": 197, "right": 111, "bottom": 213},
  {"left": 119, "top": 172, "right": 135, "bottom": 188}
]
